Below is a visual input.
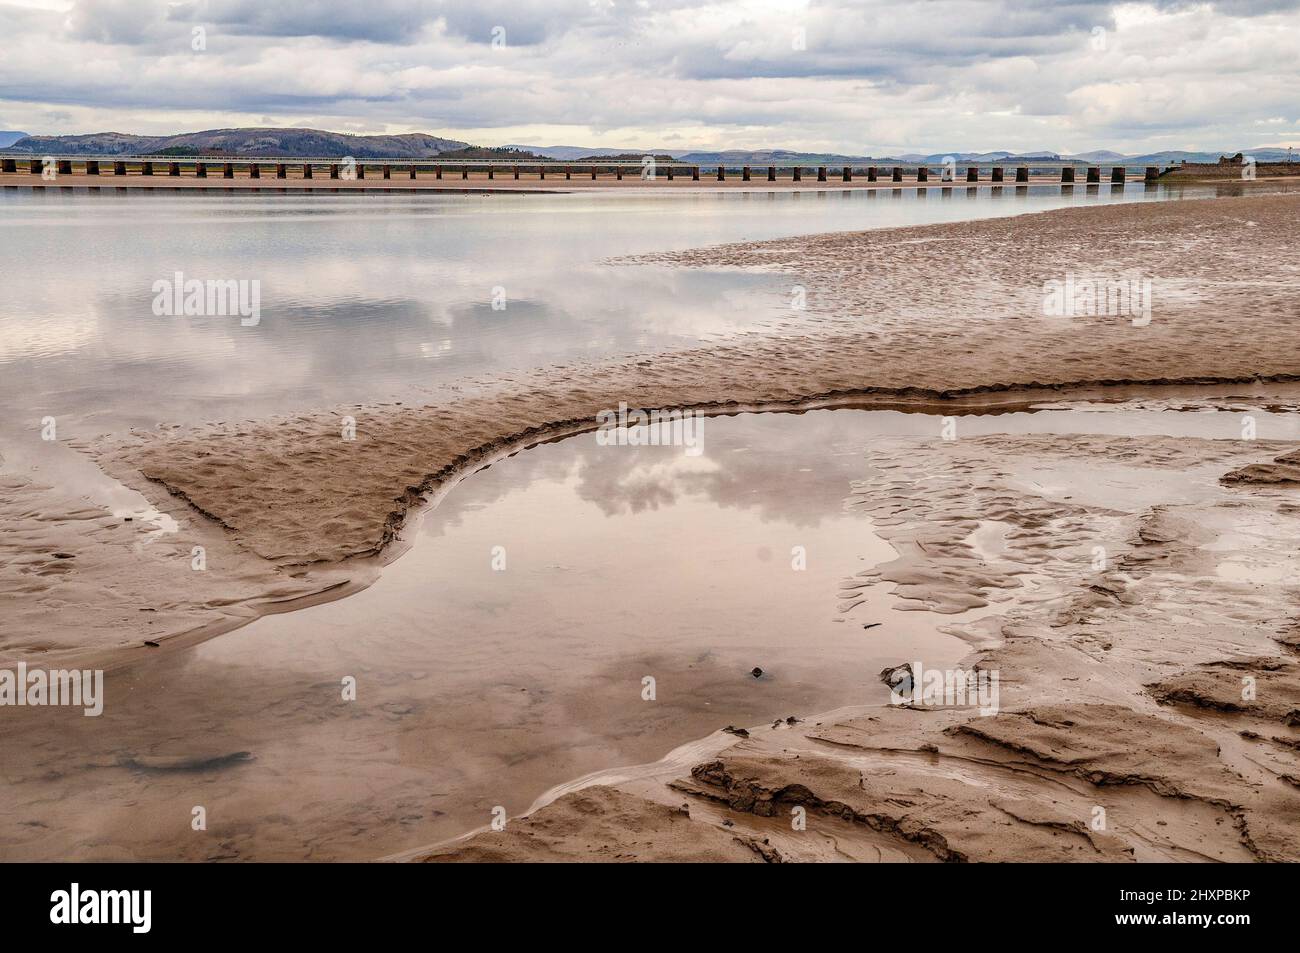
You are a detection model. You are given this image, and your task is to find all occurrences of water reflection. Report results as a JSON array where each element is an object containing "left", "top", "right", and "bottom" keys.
[{"left": 0, "top": 181, "right": 1272, "bottom": 441}]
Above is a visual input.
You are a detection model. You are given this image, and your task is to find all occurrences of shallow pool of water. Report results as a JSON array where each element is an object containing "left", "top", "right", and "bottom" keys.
[{"left": 2, "top": 396, "right": 1296, "bottom": 861}]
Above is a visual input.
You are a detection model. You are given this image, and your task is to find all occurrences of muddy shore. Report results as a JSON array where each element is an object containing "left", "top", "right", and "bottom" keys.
[{"left": 5, "top": 193, "right": 1300, "bottom": 861}]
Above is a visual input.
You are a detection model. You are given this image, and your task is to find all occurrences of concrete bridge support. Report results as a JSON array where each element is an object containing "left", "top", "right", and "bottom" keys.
[
  {"left": 141, "top": 162, "right": 153, "bottom": 176},
  {"left": 1144, "top": 166, "right": 1159, "bottom": 182},
  {"left": 514, "top": 166, "right": 520, "bottom": 180},
  {"left": 276, "top": 164, "right": 287, "bottom": 179},
  {"left": 303, "top": 164, "right": 312, "bottom": 179},
  {"left": 488, "top": 167, "right": 494, "bottom": 180},
  {"left": 196, "top": 163, "right": 207, "bottom": 178},
  {"left": 1, "top": 158, "right": 14, "bottom": 173},
  {"left": 1061, "top": 167, "right": 1075, "bottom": 183},
  {"left": 916, "top": 167, "right": 928, "bottom": 182},
  {"left": 717, "top": 166, "right": 725, "bottom": 180},
  {"left": 591, "top": 166, "right": 598, "bottom": 180},
  {"left": 793, "top": 167, "right": 802, "bottom": 182},
  {"left": 891, "top": 167, "right": 903, "bottom": 182},
  {"left": 692, "top": 167, "right": 700, "bottom": 181},
  {"left": 56, "top": 160, "right": 72, "bottom": 175},
  {"left": 1111, "top": 167, "right": 1126, "bottom": 184},
  {"left": 114, "top": 161, "right": 127, "bottom": 175},
  {"left": 867, "top": 167, "right": 877, "bottom": 182},
  {"left": 817, "top": 166, "right": 827, "bottom": 182},
  {"left": 991, "top": 167, "right": 1004, "bottom": 182},
  {"left": 462, "top": 167, "right": 468, "bottom": 180},
  {"left": 330, "top": 164, "right": 339, "bottom": 179},
  {"left": 169, "top": 162, "right": 180, "bottom": 176},
  {"left": 967, "top": 167, "right": 979, "bottom": 182},
  {"left": 383, "top": 165, "right": 391, "bottom": 179},
  {"left": 410, "top": 166, "right": 417, "bottom": 180},
  {"left": 842, "top": 166, "right": 851, "bottom": 182},
  {"left": 1086, "top": 166, "right": 1101, "bottom": 183},
  {"left": 667, "top": 167, "right": 673, "bottom": 180},
  {"left": 29, "top": 159, "right": 42, "bottom": 174},
  {"left": 436, "top": 166, "right": 443, "bottom": 179},
  {"left": 250, "top": 164, "right": 260, "bottom": 179},
  {"left": 1015, "top": 166, "right": 1029, "bottom": 183},
  {"left": 742, "top": 166, "right": 750, "bottom": 181},
  {"left": 223, "top": 163, "right": 234, "bottom": 179},
  {"left": 768, "top": 166, "right": 776, "bottom": 182}
]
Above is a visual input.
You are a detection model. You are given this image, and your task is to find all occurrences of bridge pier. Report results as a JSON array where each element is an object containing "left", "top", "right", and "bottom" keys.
[
  {"left": 692, "top": 166, "right": 699, "bottom": 181},
  {"left": 410, "top": 166, "right": 417, "bottom": 180},
  {"left": 196, "top": 163, "right": 207, "bottom": 178},
  {"left": 891, "top": 167, "right": 902, "bottom": 182},
  {"left": 843, "top": 166, "right": 851, "bottom": 182},
  {"left": 276, "top": 163, "right": 287, "bottom": 179},
  {"left": 55, "top": 160, "right": 71, "bottom": 175},
  {"left": 1086, "top": 166, "right": 1101, "bottom": 183},
  {"left": 488, "top": 167, "right": 494, "bottom": 179},
  {"left": 991, "top": 167, "right": 1004, "bottom": 182},
  {"left": 142, "top": 161, "right": 153, "bottom": 176},
  {"left": 437, "top": 166, "right": 443, "bottom": 179},
  {"left": 1, "top": 158, "right": 13, "bottom": 173},
  {"left": 916, "top": 167, "right": 928, "bottom": 182},
  {"left": 817, "top": 166, "right": 827, "bottom": 182},
  {"left": 1111, "top": 167, "right": 1126, "bottom": 184},
  {"left": 29, "top": 159, "right": 41, "bottom": 174},
  {"left": 223, "top": 163, "right": 234, "bottom": 179},
  {"left": 591, "top": 165, "right": 598, "bottom": 180},
  {"left": 302, "top": 163, "right": 312, "bottom": 179},
  {"left": 514, "top": 165, "right": 520, "bottom": 180},
  {"left": 329, "top": 164, "right": 339, "bottom": 179},
  {"left": 462, "top": 167, "right": 468, "bottom": 180},
  {"left": 867, "top": 167, "right": 877, "bottom": 182},
  {"left": 667, "top": 167, "right": 673, "bottom": 181},
  {"left": 742, "top": 166, "right": 750, "bottom": 181},
  {"left": 1060, "top": 167, "right": 1074, "bottom": 183},
  {"left": 383, "top": 165, "right": 391, "bottom": 179},
  {"left": 87, "top": 160, "right": 101, "bottom": 175},
  {"left": 564, "top": 166, "right": 571, "bottom": 180},
  {"left": 717, "top": 166, "right": 725, "bottom": 181},
  {"left": 1144, "top": 166, "right": 1159, "bottom": 182},
  {"left": 1015, "top": 166, "right": 1029, "bottom": 183},
  {"left": 768, "top": 166, "right": 776, "bottom": 182},
  {"left": 967, "top": 167, "right": 978, "bottom": 182},
  {"left": 250, "top": 164, "right": 260, "bottom": 179},
  {"left": 793, "top": 167, "right": 801, "bottom": 182},
  {"left": 169, "top": 162, "right": 180, "bottom": 177},
  {"left": 537, "top": 166, "right": 542, "bottom": 179},
  {"left": 114, "top": 161, "right": 127, "bottom": 176}
]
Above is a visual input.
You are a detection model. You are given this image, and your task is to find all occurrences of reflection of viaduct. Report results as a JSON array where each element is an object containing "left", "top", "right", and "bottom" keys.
[{"left": 0, "top": 154, "right": 1168, "bottom": 186}]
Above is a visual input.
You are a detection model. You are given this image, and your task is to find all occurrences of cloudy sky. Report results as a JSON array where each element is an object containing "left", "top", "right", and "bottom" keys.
[{"left": 1, "top": 0, "right": 1297, "bottom": 153}]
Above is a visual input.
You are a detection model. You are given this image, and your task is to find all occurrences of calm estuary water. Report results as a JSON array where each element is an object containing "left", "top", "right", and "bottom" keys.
[{"left": 0, "top": 181, "right": 1221, "bottom": 444}]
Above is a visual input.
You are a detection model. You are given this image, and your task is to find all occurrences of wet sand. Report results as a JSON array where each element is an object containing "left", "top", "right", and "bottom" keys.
[
  {"left": 422, "top": 412, "right": 1300, "bottom": 863},
  {"left": 5, "top": 191, "right": 1300, "bottom": 861}
]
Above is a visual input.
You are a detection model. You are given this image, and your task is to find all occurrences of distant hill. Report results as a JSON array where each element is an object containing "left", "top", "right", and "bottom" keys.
[
  {"left": 4, "top": 127, "right": 469, "bottom": 158},
  {"left": 0, "top": 131, "right": 29, "bottom": 148},
  {"left": 503, "top": 144, "right": 688, "bottom": 160},
  {"left": 436, "top": 146, "right": 542, "bottom": 160}
]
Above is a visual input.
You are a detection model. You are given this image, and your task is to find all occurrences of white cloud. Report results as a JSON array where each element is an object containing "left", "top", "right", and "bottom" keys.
[{"left": 0, "top": 0, "right": 1297, "bottom": 152}]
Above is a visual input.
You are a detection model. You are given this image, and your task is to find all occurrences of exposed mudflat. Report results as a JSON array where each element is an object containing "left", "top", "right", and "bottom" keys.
[
  {"left": 424, "top": 429, "right": 1300, "bottom": 863},
  {"left": 18, "top": 192, "right": 1293, "bottom": 665}
]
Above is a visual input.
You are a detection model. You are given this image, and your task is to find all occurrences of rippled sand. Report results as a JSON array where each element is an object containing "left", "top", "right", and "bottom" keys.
[{"left": 5, "top": 192, "right": 1300, "bottom": 862}]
